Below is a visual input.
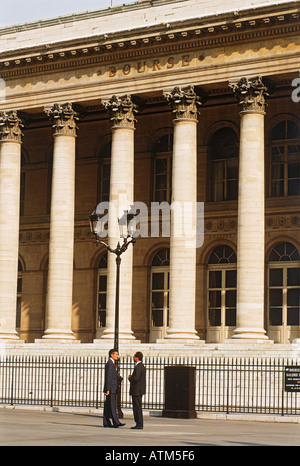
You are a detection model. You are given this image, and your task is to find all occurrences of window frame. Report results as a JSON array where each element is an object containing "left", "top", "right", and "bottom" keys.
[
  {"left": 267, "top": 242, "right": 300, "bottom": 342},
  {"left": 269, "top": 119, "right": 300, "bottom": 198}
]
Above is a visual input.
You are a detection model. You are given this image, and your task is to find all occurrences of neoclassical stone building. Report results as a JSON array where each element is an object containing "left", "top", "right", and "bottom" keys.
[{"left": 0, "top": 0, "right": 299, "bottom": 348}]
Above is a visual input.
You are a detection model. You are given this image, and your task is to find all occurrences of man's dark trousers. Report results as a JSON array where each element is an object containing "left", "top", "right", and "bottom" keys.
[
  {"left": 132, "top": 394, "right": 143, "bottom": 428},
  {"left": 103, "top": 393, "right": 119, "bottom": 427}
]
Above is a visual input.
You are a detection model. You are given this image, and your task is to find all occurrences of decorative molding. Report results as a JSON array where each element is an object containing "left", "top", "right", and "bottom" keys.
[
  {"left": 229, "top": 76, "right": 272, "bottom": 112},
  {"left": 0, "top": 110, "right": 24, "bottom": 142},
  {"left": 45, "top": 102, "right": 79, "bottom": 136},
  {"left": 17, "top": 214, "right": 300, "bottom": 245},
  {"left": 164, "top": 85, "right": 204, "bottom": 121},
  {"left": 103, "top": 94, "right": 139, "bottom": 128},
  {"left": 0, "top": 12, "right": 299, "bottom": 79}
]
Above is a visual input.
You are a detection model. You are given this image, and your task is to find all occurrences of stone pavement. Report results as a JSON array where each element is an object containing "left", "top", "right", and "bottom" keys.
[{"left": 1, "top": 406, "right": 300, "bottom": 448}]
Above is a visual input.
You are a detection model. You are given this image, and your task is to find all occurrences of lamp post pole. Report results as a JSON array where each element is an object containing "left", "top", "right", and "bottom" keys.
[{"left": 89, "top": 208, "right": 137, "bottom": 418}]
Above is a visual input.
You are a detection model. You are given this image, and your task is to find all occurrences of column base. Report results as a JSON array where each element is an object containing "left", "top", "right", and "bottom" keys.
[
  {"left": 40, "top": 329, "right": 76, "bottom": 342},
  {"left": 0, "top": 330, "right": 20, "bottom": 341},
  {"left": 164, "top": 329, "right": 200, "bottom": 341},
  {"left": 231, "top": 327, "right": 269, "bottom": 341},
  {"left": 100, "top": 328, "right": 136, "bottom": 341}
]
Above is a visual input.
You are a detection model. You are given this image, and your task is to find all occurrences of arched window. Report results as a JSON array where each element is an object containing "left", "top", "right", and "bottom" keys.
[
  {"left": 96, "top": 253, "right": 108, "bottom": 333},
  {"left": 16, "top": 260, "right": 23, "bottom": 330},
  {"left": 267, "top": 242, "right": 300, "bottom": 343},
  {"left": 97, "top": 142, "right": 111, "bottom": 203},
  {"left": 209, "top": 127, "right": 239, "bottom": 202},
  {"left": 270, "top": 119, "right": 300, "bottom": 197},
  {"left": 152, "top": 133, "right": 173, "bottom": 203},
  {"left": 150, "top": 248, "right": 170, "bottom": 342},
  {"left": 207, "top": 246, "right": 237, "bottom": 342}
]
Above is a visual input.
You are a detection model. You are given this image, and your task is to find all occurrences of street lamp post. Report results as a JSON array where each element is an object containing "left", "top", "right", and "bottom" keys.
[{"left": 89, "top": 205, "right": 137, "bottom": 417}]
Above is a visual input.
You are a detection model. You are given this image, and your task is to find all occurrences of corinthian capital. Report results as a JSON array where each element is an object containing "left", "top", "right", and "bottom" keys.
[
  {"left": 45, "top": 102, "right": 79, "bottom": 136},
  {"left": 164, "top": 85, "right": 204, "bottom": 121},
  {"left": 103, "top": 94, "right": 139, "bottom": 129},
  {"left": 0, "top": 110, "right": 24, "bottom": 143},
  {"left": 229, "top": 76, "right": 271, "bottom": 113}
]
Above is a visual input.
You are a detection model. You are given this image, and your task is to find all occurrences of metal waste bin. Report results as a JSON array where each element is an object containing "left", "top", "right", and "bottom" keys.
[{"left": 162, "top": 365, "right": 196, "bottom": 419}]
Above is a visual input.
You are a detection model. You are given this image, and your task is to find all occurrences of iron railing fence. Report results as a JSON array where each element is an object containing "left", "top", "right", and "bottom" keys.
[{"left": 0, "top": 355, "right": 299, "bottom": 416}]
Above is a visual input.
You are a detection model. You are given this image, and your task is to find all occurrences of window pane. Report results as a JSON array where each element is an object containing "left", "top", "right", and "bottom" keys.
[
  {"left": 226, "top": 270, "right": 237, "bottom": 288},
  {"left": 208, "top": 246, "right": 236, "bottom": 264},
  {"left": 288, "top": 162, "right": 300, "bottom": 178},
  {"left": 98, "top": 254, "right": 108, "bottom": 269},
  {"left": 98, "top": 294, "right": 106, "bottom": 310},
  {"left": 225, "top": 308, "right": 236, "bottom": 327},
  {"left": 227, "top": 159, "right": 238, "bottom": 178},
  {"left": 226, "top": 290, "right": 236, "bottom": 308},
  {"left": 209, "top": 271, "right": 221, "bottom": 288},
  {"left": 288, "top": 179, "right": 300, "bottom": 196},
  {"left": 155, "top": 158, "right": 168, "bottom": 173},
  {"left": 271, "top": 145, "right": 284, "bottom": 160},
  {"left": 99, "top": 275, "right": 107, "bottom": 292},
  {"left": 16, "top": 297, "right": 21, "bottom": 328},
  {"left": 271, "top": 163, "right": 284, "bottom": 180},
  {"left": 98, "top": 311, "right": 106, "bottom": 328},
  {"left": 271, "top": 179, "right": 284, "bottom": 197},
  {"left": 227, "top": 180, "right": 238, "bottom": 200},
  {"left": 209, "top": 290, "right": 221, "bottom": 308},
  {"left": 152, "top": 248, "right": 170, "bottom": 266},
  {"left": 269, "top": 308, "right": 282, "bottom": 326},
  {"left": 287, "top": 308, "right": 300, "bottom": 326},
  {"left": 152, "top": 273, "right": 164, "bottom": 290},
  {"left": 269, "top": 289, "right": 282, "bottom": 306},
  {"left": 212, "top": 162, "right": 225, "bottom": 201},
  {"left": 271, "top": 122, "right": 286, "bottom": 140},
  {"left": 209, "top": 308, "right": 221, "bottom": 326},
  {"left": 152, "top": 292, "right": 164, "bottom": 309},
  {"left": 269, "top": 268, "right": 283, "bottom": 286},
  {"left": 287, "top": 289, "right": 299, "bottom": 307},
  {"left": 155, "top": 188, "right": 167, "bottom": 203},
  {"left": 17, "top": 277, "right": 22, "bottom": 293},
  {"left": 152, "top": 309, "right": 163, "bottom": 327},
  {"left": 102, "top": 163, "right": 110, "bottom": 178},
  {"left": 287, "top": 268, "right": 300, "bottom": 286}
]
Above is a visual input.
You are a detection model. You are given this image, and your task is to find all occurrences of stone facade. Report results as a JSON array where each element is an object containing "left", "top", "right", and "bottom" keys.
[{"left": 0, "top": 0, "right": 299, "bottom": 350}]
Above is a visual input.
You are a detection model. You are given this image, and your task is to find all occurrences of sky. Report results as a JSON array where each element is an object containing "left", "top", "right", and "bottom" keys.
[{"left": 0, "top": 0, "right": 135, "bottom": 27}]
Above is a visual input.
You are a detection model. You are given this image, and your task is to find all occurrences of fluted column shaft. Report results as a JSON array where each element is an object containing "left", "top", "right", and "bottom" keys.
[
  {"left": 42, "top": 103, "right": 79, "bottom": 341},
  {"left": 164, "top": 86, "right": 202, "bottom": 341},
  {"left": 101, "top": 95, "right": 138, "bottom": 341},
  {"left": 229, "top": 77, "right": 270, "bottom": 341},
  {"left": 0, "top": 111, "right": 23, "bottom": 340}
]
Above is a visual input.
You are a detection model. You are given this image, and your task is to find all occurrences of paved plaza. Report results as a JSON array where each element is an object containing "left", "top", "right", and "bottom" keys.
[{"left": 1, "top": 407, "right": 300, "bottom": 448}]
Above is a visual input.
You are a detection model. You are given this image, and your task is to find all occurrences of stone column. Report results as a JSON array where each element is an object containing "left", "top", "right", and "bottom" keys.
[
  {"left": 0, "top": 111, "right": 24, "bottom": 340},
  {"left": 164, "top": 86, "right": 202, "bottom": 341},
  {"left": 42, "top": 103, "right": 79, "bottom": 341},
  {"left": 101, "top": 95, "right": 139, "bottom": 341},
  {"left": 229, "top": 76, "right": 270, "bottom": 341}
]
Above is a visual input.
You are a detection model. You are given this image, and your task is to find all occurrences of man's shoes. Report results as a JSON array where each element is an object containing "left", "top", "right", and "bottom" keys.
[
  {"left": 131, "top": 425, "right": 143, "bottom": 429},
  {"left": 104, "top": 423, "right": 125, "bottom": 428}
]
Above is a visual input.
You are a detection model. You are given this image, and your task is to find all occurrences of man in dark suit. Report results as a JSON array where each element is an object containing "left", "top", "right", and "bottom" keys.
[
  {"left": 103, "top": 349, "right": 125, "bottom": 428},
  {"left": 128, "top": 351, "right": 146, "bottom": 429}
]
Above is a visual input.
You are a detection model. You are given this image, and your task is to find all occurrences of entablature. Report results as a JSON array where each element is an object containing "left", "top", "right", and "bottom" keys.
[{"left": 0, "top": 3, "right": 299, "bottom": 79}]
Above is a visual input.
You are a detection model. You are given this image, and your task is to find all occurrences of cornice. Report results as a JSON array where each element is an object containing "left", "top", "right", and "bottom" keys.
[{"left": 0, "top": 6, "right": 299, "bottom": 79}]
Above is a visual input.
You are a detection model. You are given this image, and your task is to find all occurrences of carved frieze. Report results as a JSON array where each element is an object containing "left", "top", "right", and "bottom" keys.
[
  {"left": 103, "top": 94, "right": 139, "bottom": 128},
  {"left": 45, "top": 102, "right": 79, "bottom": 136},
  {"left": 164, "top": 85, "right": 204, "bottom": 121},
  {"left": 0, "top": 110, "right": 24, "bottom": 143},
  {"left": 228, "top": 76, "right": 271, "bottom": 113}
]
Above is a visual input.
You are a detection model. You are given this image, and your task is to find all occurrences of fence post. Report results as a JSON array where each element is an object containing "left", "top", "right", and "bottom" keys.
[{"left": 10, "top": 355, "right": 14, "bottom": 406}]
